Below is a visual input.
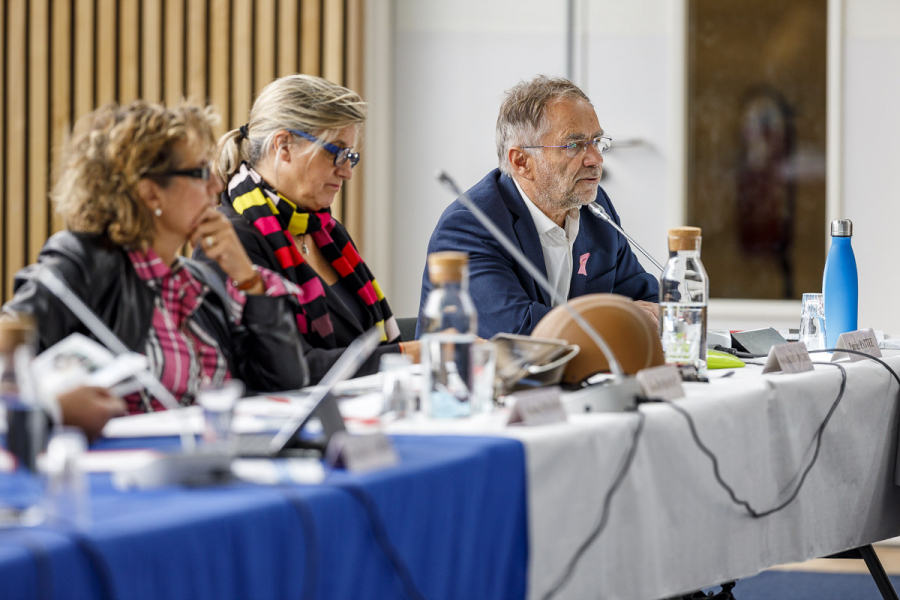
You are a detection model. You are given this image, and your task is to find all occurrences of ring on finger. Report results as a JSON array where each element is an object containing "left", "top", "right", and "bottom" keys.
[{"left": 204, "top": 235, "right": 217, "bottom": 249}]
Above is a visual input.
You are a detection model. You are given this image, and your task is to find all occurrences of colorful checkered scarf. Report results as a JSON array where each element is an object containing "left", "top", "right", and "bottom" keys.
[{"left": 227, "top": 163, "right": 400, "bottom": 348}]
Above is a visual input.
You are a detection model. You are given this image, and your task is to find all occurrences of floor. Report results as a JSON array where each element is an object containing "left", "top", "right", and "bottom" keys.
[{"left": 772, "top": 544, "right": 900, "bottom": 575}]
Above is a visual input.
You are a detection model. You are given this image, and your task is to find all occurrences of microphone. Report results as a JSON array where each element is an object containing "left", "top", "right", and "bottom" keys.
[
  {"left": 437, "top": 172, "right": 637, "bottom": 397},
  {"left": 37, "top": 269, "right": 196, "bottom": 452},
  {"left": 587, "top": 202, "right": 664, "bottom": 272}
]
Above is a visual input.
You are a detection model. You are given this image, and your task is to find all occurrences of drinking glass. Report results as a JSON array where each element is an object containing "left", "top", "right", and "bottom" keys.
[
  {"left": 799, "top": 293, "right": 827, "bottom": 351},
  {"left": 197, "top": 380, "right": 244, "bottom": 453}
]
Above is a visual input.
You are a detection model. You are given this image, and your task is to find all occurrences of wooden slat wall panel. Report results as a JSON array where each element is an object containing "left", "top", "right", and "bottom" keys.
[
  {"left": 50, "top": 0, "right": 71, "bottom": 234},
  {"left": 255, "top": 0, "right": 277, "bottom": 92},
  {"left": 119, "top": 0, "right": 140, "bottom": 103},
  {"left": 231, "top": 0, "right": 253, "bottom": 129},
  {"left": 301, "top": 0, "right": 322, "bottom": 76},
  {"left": 5, "top": 0, "right": 26, "bottom": 297},
  {"left": 344, "top": 0, "right": 365, "bottom": 247},
  {"left": 0, "top": 0, "right": 364, "bottom": 303},
  {"left": 28, "top": 0, "right": 50, "bottom": 264},
  {"left": 96, "top": 0, "right": 117, "bottom": 106},
  {"left": 142, "top": 0, "right": 163, "bottom": 103},
  {"left": 0, "top": 1, "right": 7, "bottom": 299},
  {"left": 164, "top": 0, "right": 185, "bottom": 106}
]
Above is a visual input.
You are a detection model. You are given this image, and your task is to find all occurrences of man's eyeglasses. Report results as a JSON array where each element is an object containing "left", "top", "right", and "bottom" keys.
[
  {"left": 288, "top": 129, "right": 360, "bottom": 168},
  {"left": 158, "top": 165, "right": 212, "bottom": 180},
  {"left": 521, "top": 136, "right": 612, "bottom": 159}
]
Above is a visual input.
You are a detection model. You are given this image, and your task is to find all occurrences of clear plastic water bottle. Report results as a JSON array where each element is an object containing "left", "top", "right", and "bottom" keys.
[
  {"left": 822, "top": 219, "right": 858, "bottom": 348},
  {"left": 420, "top": 252, "right": 480, "bottom": 418},
  {"left": 659, "top": 227, "right": 709, "bottom": 369},
  {"left": 0, "top": 318, "right": 47, "bottom": 526}
]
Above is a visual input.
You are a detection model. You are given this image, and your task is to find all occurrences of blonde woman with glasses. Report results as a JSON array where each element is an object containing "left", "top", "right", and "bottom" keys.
[{"left": 198, "top": 74, "right": 417, "bottom": 384}]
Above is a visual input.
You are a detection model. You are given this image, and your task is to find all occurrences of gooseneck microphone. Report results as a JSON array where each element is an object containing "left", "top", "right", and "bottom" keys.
[
  {"left": 437, "top": 172, "right": 626, "bottom": 379},
  {"left": 587, "top": 202, "right": 664, "bottom": 272}
]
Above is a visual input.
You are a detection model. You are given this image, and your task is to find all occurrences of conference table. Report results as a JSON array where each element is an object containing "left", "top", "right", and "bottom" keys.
[{"left": 1, "top": 351, "right": 899, "bottom": 600}]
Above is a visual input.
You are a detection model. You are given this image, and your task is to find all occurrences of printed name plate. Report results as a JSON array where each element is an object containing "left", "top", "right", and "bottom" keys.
[
  {"left": 832, "top": 329, "right": 882, "bottom": 362},
  {"left": 762, "top": 342, "right": 814, "bottom": 374},
  {"left": 325, "top": 432, "right": 399, "bottom": 473},
  {"left": 507, "top": 386, "right": 567, "bottom": 427},
  {"left": 635, "top": 365, "right": 685, "bottom": 401}
]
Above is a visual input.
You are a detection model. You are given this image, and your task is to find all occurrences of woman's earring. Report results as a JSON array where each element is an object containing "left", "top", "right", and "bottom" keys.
[{"left": 154, "top": 207, "right": 163, "bottom": 217}]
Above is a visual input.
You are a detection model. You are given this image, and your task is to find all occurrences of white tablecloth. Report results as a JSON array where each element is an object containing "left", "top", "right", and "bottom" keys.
[{"left": 389, "top": 353, "right": 900, "bottom": 599}]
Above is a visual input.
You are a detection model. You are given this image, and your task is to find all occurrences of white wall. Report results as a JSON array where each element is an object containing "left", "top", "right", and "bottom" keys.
[{"left": 843, "top": 0, "right": 900, "bottom": 334}]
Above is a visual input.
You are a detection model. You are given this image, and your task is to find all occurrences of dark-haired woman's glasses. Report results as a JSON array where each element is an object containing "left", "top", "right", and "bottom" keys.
[
  {"left": 288, "top": 129, "right": 360, "bottom": 168},
  {"left": 161, "top": 165, "right": 212, "bottom": 180}
]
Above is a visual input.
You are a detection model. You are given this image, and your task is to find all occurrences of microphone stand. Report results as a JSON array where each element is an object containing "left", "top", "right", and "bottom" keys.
[
  {"left": 587, "top": 202, "right": 664, "bottom": 272},
  {"left": 437, "top": 172, "right": 628, "bottom": 382}
]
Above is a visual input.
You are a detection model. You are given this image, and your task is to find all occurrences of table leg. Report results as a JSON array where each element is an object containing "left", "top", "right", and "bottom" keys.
[{"left": 826, "top": 545, "right": 899, "bottom": 600}]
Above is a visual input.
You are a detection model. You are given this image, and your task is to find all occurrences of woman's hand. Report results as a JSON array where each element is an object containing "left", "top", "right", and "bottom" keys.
[
  {"left": 191, "top": 208, "right": 265, "bottom": 294},
  {"left": 58, "top": 386, "right": 127, "bottom": 441},
  {"left": 399, "top": 340, "right": 421, "bottom": 364}
]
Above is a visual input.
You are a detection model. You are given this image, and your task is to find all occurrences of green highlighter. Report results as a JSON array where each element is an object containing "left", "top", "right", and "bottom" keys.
[{"left": 707, "top": 348, "right": 746, "bottom": 369}]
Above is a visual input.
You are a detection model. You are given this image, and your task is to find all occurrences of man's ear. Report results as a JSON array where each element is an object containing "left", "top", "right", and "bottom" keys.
[{"left": 508, "top": 147, "right": 534, "bottom": 181}]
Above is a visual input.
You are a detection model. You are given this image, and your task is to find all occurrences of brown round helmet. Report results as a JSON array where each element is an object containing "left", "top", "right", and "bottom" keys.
[{"left": 531, "top": 294, "right": 663, "bottom": 384}]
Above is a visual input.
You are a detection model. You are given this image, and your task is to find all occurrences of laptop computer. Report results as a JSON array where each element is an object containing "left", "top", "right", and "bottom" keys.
[{"left": 235, "top": 327, "right": 384, "bottom": 457}]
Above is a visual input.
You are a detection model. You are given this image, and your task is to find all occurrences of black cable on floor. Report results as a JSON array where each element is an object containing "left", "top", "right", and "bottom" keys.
[
  {"left": 541, "top": 410, "right": 646, "bottom": 600},
  {"left": 334, "top": 482, "right": 427, "bottom": 600}
]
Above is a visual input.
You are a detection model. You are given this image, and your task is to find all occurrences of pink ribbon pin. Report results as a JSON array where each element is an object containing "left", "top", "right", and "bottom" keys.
[{"left": 578, "top": 253, "right": 590, "bottom": 276}]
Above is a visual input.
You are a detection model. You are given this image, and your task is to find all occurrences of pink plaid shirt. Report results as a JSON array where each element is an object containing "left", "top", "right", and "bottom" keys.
[{"left": 125, "top": 249, "right": 296, "bottom": 413}]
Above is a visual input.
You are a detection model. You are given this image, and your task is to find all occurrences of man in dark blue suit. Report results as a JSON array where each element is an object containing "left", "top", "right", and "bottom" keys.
[{"left": 417, "top": 75, "right": 659, "bottom": 339}]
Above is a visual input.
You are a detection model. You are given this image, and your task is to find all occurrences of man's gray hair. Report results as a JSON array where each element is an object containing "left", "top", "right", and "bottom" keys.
[{"left": 495, "top": 75, "right": 592, "bottom": 174}]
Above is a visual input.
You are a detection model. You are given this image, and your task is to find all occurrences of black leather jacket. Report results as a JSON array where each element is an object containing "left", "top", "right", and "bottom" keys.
[{"left": 2, "top": 231, "right": 309, "bottom": 394}]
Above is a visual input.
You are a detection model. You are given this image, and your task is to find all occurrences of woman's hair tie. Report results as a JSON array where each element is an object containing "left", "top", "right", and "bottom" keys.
[{"left": 238, "top": 123, "right": 250, "bottom": 140}]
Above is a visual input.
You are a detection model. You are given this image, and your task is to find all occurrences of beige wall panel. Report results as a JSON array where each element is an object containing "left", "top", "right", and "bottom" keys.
[
  {"left": 29, "top": 0, "right": 51, "bottom": 263},
  {"left": 74, "top": 0, "right": 95, "bottom": 119},
  {"left": 187, "top": 0, "right": 207, "bottom": 102},
  {"left": 142, "top": 0, "right": 163, "bottom": 103},
  {"left": 96, "top": 0, "right": 117, "bottom": 105},
  {"left": 278, "top": 0, "right": 299, "bottom": 76},
  {"left": 232, "top": 0, "right": 254, "bottom": 127},
  {"left": 209, "top": 0, "right": 231, "bottom": 135},
  {"left": 164, "top": 0, "right": 185, "bottom": 106},
  {"left": 50, "top": 0, "right": 72, "bottom": 234},
  {"left": 6, "top": 0, "right": 26, "bottom": 296},
  {"left": 255, "top": 0, "right": 277, "bottom": 91},
  {"left": 301, "top": 0, "right": 321, "bottom": 76},
  {"left": 119, "top": 0, "right": 140, "bottom": 102}
]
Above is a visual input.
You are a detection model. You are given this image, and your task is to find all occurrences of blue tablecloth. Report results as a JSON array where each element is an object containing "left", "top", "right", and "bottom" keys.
[{"left": 0, "top": 435, "right": 528, "bottom": 600}]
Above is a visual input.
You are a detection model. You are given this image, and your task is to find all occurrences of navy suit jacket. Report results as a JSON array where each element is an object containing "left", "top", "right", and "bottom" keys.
[{"left": 416, "top": 169, "right": 659, "bottom": 339}]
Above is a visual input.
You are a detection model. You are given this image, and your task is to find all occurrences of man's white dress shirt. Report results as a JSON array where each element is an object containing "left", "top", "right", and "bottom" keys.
[{"left": 512, "top": 177, "right": 580, "bottom": 307}]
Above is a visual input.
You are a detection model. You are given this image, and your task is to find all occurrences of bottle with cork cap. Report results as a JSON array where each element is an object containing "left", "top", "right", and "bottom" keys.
[
  {"left": 420, "top": 252, "right": 487, "bottom": 418},
  {"left": 659, "top": 227, "right": 709, "bottom": 369},
  {"left": 822, "top": 218, "right": 858, "bottom": 347},
  {"left": 0, "top": 317, "right": 47, "bottom": 474}
]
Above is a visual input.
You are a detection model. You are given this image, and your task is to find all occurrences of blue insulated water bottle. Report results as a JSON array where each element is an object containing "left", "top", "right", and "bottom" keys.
[{"left": 822, "top": 219, "right": 858, "bottom": 348}]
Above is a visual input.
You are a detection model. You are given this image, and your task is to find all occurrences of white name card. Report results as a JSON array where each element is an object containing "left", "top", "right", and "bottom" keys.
[
  {"left": 635, "top": 365, "right": 685, "bottom": 401},
  {"left": 325, "top": 432, "right": 399, "bottom": 473},
  {"left": 832, "top": 329, "right": 882, "bottom": 362},
  {"left": 762, "top": 342, "right": 814, "bottom": 374},
  {"left": 507, "top": 387, "right": 567, "bottom": 427}
]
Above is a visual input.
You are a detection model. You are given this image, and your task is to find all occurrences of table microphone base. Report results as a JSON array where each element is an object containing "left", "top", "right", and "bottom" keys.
[
  {"left": 562, "top": 377, "right": 640, "bottom": 413},
  {"left": 113, "top": 452, "right": 233, "bottom": 490}
]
